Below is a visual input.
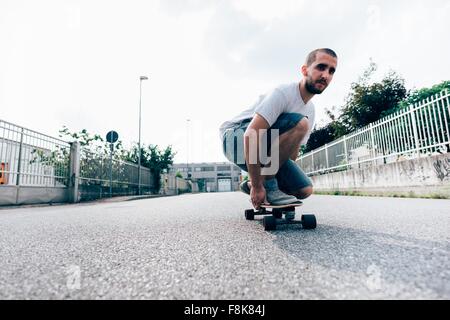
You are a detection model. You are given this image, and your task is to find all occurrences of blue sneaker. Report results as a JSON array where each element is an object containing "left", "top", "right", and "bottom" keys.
[
  {"left": 266, "top": 189, "right": 299, "bottom": 206},
  {"left": 239, "top": 180, "right": 251, "bottom": 195}
]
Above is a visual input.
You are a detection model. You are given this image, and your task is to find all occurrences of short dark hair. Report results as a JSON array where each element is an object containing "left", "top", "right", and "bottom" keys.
[{"left": 306, "top": 48, "right": 337, "bottom": 66}]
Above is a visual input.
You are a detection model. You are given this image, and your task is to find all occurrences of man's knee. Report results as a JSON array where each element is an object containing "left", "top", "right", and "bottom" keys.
[
  {"left": 296, "top": 118, "right": 309, "bottom": 133},
  {"left": 292, "top": 185, "right": 313, "bottom": 199},
  {"left": 286, "top": 117, "right": 309, "bottom": 138}
]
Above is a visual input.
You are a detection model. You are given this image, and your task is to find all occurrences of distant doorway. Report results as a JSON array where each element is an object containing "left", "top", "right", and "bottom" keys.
[{"left": 217, "top": 178, "right": 232, "bottom": 192}]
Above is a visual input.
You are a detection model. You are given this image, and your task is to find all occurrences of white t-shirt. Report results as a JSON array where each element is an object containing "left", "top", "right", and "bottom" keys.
[{"left": 219, "top": 82, "right": 315, "bottom": 146}]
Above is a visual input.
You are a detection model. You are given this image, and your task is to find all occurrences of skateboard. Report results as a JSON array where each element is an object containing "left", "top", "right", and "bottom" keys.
[{"left": 244, "top": 202, "right": 317, "bottom": 231}]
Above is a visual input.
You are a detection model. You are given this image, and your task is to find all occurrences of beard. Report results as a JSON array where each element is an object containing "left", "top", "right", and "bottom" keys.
[{"left": 305, "top": 78, "right": 327, "bottom": 94}]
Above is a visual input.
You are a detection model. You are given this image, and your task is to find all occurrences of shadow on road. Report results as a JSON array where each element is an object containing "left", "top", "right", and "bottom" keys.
[{"left": 265, "top": 223, "right": 450, "bottom": 298}]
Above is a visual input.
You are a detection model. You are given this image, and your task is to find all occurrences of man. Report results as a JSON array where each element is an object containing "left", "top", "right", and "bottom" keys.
[{"left": 220, "top": 48, "right": 338, "bottom": 212}]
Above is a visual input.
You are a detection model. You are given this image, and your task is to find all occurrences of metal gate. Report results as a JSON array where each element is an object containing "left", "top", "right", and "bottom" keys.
[{"left": 217, "top": 178, "right": 231, "bottom": 192}]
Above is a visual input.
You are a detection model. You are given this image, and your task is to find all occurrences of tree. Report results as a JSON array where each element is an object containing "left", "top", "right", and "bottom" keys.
[
  {"left": 175, "top": 171, "right": 183, "bottom": 178},
  {"left": 383, "top": 80, "right": 450, "bottom": 116},
  {"left": 304, "top": 61, "right": 408, "bottom": 154},
  {"left": 338, "top": 63, "right": 408, "bottom": 131},
  {"left": 58, "top": 126, "right": 128, "bottom": 159},
  {"left": 58, "top": 127, "right": 132, "bottom": 190},
  {"left": 125, "top": 144, "right": 176, "bottom": 193},
  {"left": 304, "top": 123, "right": 335, "bottom": 153}
]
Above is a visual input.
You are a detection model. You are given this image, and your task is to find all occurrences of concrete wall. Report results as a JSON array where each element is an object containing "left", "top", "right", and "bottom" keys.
[
  {"left": 0, "top": 185, "right": 68, "bottom": 206},
  {"left": 176, "top": 178, "right": 192, "bottom": 194},
  {"left": 161, "top": 174, "right": 194, "bottom": 195},
  {"left": 309, "top": 153, "right": 450, "bottom": 198},
  {"left": 0, "top": 141, "right": 76, "bottom": 206}
]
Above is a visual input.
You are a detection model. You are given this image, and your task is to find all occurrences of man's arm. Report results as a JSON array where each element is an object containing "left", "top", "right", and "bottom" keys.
[
  {"left": 244, "top": 113, "right": 270, "bottom": 188},
  {"left": 244, "top": 114, "right": 271, "bottom": 209}
]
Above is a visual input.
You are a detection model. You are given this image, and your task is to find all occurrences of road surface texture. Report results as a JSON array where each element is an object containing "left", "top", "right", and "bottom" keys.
[{"left": 0, "top": 192, "right": 449, "bottom": 299}]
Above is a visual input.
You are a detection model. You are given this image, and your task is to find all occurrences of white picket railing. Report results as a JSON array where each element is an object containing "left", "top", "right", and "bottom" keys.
[{"left": 298, "top": 90, "right": 450, "bottom": 175}]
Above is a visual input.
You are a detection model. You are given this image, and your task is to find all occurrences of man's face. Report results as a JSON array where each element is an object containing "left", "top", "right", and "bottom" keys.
[{"left": 303, "top": 52, "right": 337, "bottom": 94}]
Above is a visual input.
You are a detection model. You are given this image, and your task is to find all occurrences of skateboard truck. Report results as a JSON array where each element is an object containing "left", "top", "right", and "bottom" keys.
[{"left": 244, "top": 203, "right": 317, "bottom": 231}]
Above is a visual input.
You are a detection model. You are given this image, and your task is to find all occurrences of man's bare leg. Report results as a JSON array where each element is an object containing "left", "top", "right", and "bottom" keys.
[{"left": 247, "top": 117, "right": 309, "bottom": 187}]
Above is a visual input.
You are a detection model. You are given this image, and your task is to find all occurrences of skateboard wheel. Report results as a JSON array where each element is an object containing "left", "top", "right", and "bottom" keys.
[
  {"left": 245, "top": 209, "right": 255, "bottom": 220},
  {"left": 272, "top": 208, "right": 283, "bottom": 219},
  {"left": 263, "top": 216, "right": 277, "bottom": 231},
  {"left": 301, "top": 214, "right": 317, "bottom": 229}
]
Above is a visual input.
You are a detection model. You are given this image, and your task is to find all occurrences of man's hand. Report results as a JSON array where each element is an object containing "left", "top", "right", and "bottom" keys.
[{"left": 250, "top": 185, "right": 266, "bottom": 210}]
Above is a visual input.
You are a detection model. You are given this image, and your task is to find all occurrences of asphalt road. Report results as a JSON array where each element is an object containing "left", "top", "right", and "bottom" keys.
[{"left": 0, "top": 192, "right": 449, "bottom": 299}]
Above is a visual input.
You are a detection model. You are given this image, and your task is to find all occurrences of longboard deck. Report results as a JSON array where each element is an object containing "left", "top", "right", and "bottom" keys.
[{"left": 259, "top": 202, "right": 302, "bottom": 209}]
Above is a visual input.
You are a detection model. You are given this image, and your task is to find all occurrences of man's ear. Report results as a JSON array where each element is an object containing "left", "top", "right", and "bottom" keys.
[{"left": 301, "top": 64, "right": 308, "bottom": 77}]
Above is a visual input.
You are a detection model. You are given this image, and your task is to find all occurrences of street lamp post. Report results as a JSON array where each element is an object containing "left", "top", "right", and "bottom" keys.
[
  {"left": 186, "top": 119, "right": 190, "bottom": 179},
  {"left": 138, "top": 75, "right": 148, "bottom": 195}
]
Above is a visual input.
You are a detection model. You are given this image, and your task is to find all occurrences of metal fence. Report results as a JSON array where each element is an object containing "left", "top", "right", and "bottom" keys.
[
  {"left": 0, "top": 120, "right": 70, "bottom": 187},
  {"left": 298, "top": 90, "right": 450, "bottom": 175},
  {"left": 0, "top": 119, "right": 156, "bottom": 202},
  {"left": 79, "top": 149, "right": 153, "bottom": 200}
]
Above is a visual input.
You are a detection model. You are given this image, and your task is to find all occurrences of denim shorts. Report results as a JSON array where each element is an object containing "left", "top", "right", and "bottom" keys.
[{"left": 222, "top": 113, "right": 313, "bottom": 192}]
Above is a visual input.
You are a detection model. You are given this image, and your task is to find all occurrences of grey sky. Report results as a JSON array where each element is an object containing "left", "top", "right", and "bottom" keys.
[{"left": 1, "top": 0, "right": 449, "bottom": 164}]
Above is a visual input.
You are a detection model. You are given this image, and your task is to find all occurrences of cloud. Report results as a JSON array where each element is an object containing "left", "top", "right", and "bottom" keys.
[
  {"left": 229, "top": 0, "right": 306, "bottom": 22},
  {"left": 158, "top": 0, "right": 215, "bottom": 16},
  {"left": 203, "top": 1, "right": 449, "bottom": 119},
  {"left": 203, "top": 0, "right": 450, "bottom": 80},
  {"left": 202, "top": 1, "right": 377, "bottom": 80},
  {"left": 2, "top": 0, "right": 449, "bottom": 163}
]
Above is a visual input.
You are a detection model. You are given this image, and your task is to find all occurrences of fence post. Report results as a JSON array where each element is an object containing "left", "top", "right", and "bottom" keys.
[
  {"left": 369, "top": 123, "right": 376, "bottom": 166},
  {"left": 14, "top": 128, "right": 24, "bottom": 204},
  {"left": 343, "top": 136, "right": 349, "bottom": 169},
  {"left": 69, "top": 141, "right": 80, "bottom": 203},
  {"left": 445, "top": 90, "right": 450, "bottom": 144},
  {"left": 409, "top": 104, "right": 421, "bottom": 158},
  {"left": 325, "top": 144, "right": 329, "bottom": 171},
  {"left": 15, "top": 128, "right": 24, "bottom": 186}
]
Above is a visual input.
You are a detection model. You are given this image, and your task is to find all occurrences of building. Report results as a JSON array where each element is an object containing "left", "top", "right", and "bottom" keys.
[{"left": 170, "top": 162, "right": 243, "bottom": 192}]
